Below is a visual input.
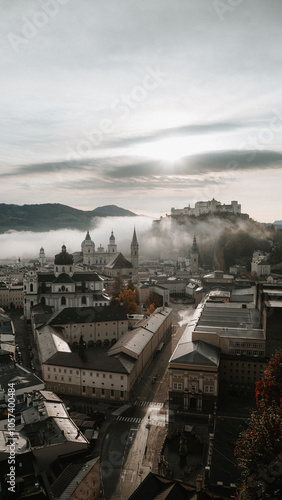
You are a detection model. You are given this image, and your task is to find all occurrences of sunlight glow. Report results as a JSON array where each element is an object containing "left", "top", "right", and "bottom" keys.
[{"left": 132, "top": 136, "right": 206, "bottom": 162}]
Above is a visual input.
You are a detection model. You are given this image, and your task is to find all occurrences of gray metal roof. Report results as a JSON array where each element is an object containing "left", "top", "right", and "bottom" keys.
[{"left": 170, "top": 340, "right": 220, "bottom": 367}]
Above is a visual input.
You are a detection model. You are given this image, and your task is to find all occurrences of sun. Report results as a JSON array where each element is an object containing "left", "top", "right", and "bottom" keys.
[{"left": 132, "top": 136, "right": 203, "bottom": 162}]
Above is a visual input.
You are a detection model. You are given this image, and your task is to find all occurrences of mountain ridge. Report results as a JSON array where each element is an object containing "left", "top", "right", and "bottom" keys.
[{"left": 0, "top": 203, "right": 137, "bottom": 233}]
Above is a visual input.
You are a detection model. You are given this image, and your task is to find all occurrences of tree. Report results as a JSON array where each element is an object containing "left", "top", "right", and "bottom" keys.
[
  {"left": 127, "top": 279, "right": 135, "bottom": 291},
  {"left": 118, "top": 289, "right": 138, "bottom": 314},
  {"left": 145, "top": 303, "right": 155, "bottom": 315},
  {"left": 110, "top": 275, "right": 124, "bottom": 304},
  {"left": 146, "top": 291, "right": 162, "bottom": 308},
  {"left": 235, "top": 405, "right": 282, "bottom": 500},
  {"left": 255, "top": 350, "right": 282, "bottom": 412},
  {"left": 235, "top": 351, "right": 282, "bottom": 499}
]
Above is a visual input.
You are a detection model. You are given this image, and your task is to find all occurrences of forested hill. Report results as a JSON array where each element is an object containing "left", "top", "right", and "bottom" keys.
[
  {"left": 0, "top": 204, "right": 137, "bottom": 233},
  {"left": 164, "top": 213, "right": 282, "bottom": 273}
]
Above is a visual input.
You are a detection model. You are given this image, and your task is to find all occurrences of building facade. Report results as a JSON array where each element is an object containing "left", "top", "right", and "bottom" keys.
[{"left": 23, "top": 245, "right": 109, "bottom": 319}]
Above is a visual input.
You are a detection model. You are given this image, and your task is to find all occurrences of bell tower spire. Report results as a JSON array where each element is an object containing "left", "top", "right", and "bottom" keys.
[{"left": 131, "top": 227, "right": 139, "bottom": 270}]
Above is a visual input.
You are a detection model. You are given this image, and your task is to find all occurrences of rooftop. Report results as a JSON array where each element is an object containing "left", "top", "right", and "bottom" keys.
[
  {"left": 45, "top": 348, "right": 135, "bottom": 374},
  {"left": 48, "top": 305, "right": 127, "bottom": 326},
  {"left": 50, "top": 457, "right": 99, "bottom": 499},
  {"left": 170, "top": 340, "right": 220, "bottom": 366}
]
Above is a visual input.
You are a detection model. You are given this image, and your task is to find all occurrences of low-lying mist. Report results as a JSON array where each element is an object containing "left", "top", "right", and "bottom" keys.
[
  {"left": 0, "top": 213, "right": 274, "bottom": 267},
  {"left": 0, "top": 216, "right": 151, "bottom": 260}
]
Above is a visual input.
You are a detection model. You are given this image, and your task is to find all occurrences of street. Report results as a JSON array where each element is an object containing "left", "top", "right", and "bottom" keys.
[{"left": 100, "top": 305, "right": 195, "bottom": 499}]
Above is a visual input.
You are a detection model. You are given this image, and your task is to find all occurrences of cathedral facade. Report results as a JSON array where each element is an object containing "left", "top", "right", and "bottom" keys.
[
  {"left": 24, "top": 245, "right": 109, "bottom": 319},
  {"left": 81, "top": 230, "right": 118, "bottom": 266},
  {"left": 80, "top": 229, "right": 139, "bottom": 276}
]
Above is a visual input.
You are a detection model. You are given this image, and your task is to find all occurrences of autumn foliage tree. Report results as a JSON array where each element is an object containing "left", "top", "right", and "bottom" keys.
[
  {"left": 147, "top": 291, "right": 162, "bottom": 307},
  {"left": 145, "top": 303, "right": 155, "bottom": 315},
  {"left": 235, "top": 351, "right": 282, "bottom": 499},
  {"left": 255, "top": 350, "right": 282, "bottom": 412},
  {"left": 118, "top": 289, "right": 138, "bottom": 314}
]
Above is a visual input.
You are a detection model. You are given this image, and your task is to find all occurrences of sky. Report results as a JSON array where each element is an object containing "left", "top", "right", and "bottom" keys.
[{"left": 1, "top": 0, "right": 282, "bottom": 222}]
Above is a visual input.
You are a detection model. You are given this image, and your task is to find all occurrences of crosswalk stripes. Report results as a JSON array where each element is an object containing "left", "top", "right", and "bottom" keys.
[
  {"left": 116, "top": 415, "right": 166, "bottom": 426},
  {"left": 133, "top": 400, "right": 163, "bottom": 408},
  {"left": 116, "top": 416, "right": 142, "bottom": 424}
]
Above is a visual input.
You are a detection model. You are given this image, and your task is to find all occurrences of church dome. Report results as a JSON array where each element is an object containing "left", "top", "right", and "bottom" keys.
[
  {"left": 109, "top": 231, "right": 115, "bottom": 241},
  {"left": 81, "top": 231, "right": 95, "bottom": 247},
  {"left": 54, "top": 245, "right": 74, "bottom": 265}
]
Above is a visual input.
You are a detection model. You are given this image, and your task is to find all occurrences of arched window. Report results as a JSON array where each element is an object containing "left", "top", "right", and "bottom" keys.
[
  {"left": 56, "top": 266, "right": 58, "bottom": 272},
  {"left": 82, "top": 296, "right": 86, "bottom": 305},
  {"left": 30, "top": 284, "right": 33, "bottom": 292},
  {"left": 61, "top": 296, "right": 66, "bottom": 305},
  {"left": 62, "top": 267, "right": 65, "bottom": 273},
  {"left": 61, "top": 286, "right": 65, "bottom": 291},
  {"left": 41, "top": 297, "right": 46, "bottom": 305}
]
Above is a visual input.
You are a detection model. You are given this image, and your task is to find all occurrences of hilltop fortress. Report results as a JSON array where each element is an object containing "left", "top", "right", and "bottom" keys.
[{"left": 171, "top": 198, "right": 241, "bottom": 217}]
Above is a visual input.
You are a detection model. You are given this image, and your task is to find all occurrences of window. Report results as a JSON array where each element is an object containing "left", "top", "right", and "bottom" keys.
[
  {"left": 173, "top": 382, "right": 178, "bottom": 389},
  {"left": 92, "top": 387, "right": 95, "bottom": 394},
  {"left": 82, "top": 386, "right": 86, "bottom": 392},
  {"left": 69, "top": 377, "right": 71, "bottom": 382},
  {"left": 103, "top": 374, "right": 106, "bottom": 378},
  {"left": 109, "top": 375, "right": 112, "bottom": 379},
  {"left": 96, "top": 373, "right": 99, "bottom": 378},
  {"left": 120, "top": 391, "right": 124, "bottom": 398},
  {"left": 61, "top": 296, "right": 66, "bottom": 305},
  {"left": 120, "top": 376, "right": 124, "bottom": 380},
  {"left": 111, "top": 390, "right": 114, "bottom": 397},
  {"left": 101, "top": 389, "right": 105, "bottom": 396},
  {"left": 209, "top": 386, "right": 214, "bottom": 392},
  {"left": 204, "top": 386, "right": 209, "bottom": 392}
]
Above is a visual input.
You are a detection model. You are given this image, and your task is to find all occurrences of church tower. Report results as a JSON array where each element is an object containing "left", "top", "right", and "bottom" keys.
[
  {"left": 131, "top": 227, "right": 139, "bottom": 270},
  {"left": 39, "top": 247, "right": 46, "bottom": 265},
  {"left": 190, "top": 235, "right": 199, "bottom": 274},
  {"left": 107, "top": 231, "right": 117, "bottom": 254},
  {"left": 81, "top": 231, "right": 95, "bottom": 266}
]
